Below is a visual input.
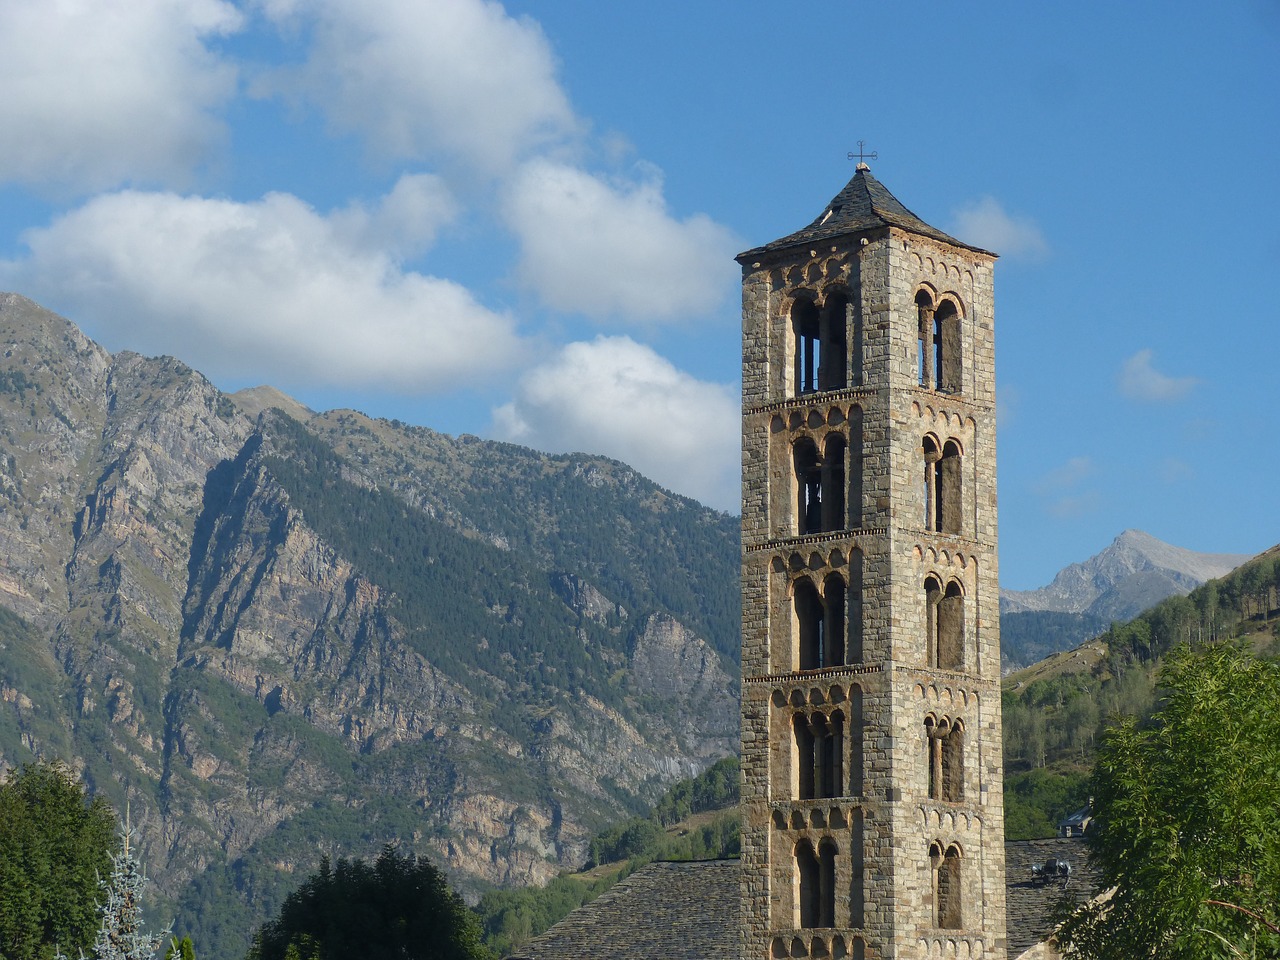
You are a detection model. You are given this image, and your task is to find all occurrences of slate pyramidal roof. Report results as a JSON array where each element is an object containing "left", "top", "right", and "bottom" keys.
[{"left": 736, "top": 165, "right": 996, "bottom": 263}]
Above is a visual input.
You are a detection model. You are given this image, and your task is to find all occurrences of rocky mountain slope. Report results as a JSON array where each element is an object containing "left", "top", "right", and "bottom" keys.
[
  {"left": 1000, "top": 530, "right": 1252, "bottom": 669},
  {"left": 0, "top": 293, "right": 739, "bottom": 959}
]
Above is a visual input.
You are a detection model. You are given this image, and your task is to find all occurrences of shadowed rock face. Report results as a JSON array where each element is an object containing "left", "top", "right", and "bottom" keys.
[{"left": 0, "top": 293, "right": 739, "bottom": 959}]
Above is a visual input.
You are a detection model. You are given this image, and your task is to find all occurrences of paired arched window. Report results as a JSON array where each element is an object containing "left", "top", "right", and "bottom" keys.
[
  {"left": 924, "top": 576, "right": 965, "bottom": 670},
  {"left": 794, "top": 435, "right": 847, "bottom": 535},
  {"left": 929, "top": 842, "right": 963, "bottom": 929},
  {"left": 924, "top": 716, "right": 965, "bottom": 802},
  {"left": 797, "top": 839, "right": 838, "bottom": 928},
  {"left": 793, "top": 293, "right": 851, "bottom": 396},
  {"left": 922, "top": 436, "right": 963, "bottom": 535},
  {"left": 916, "top": 291, "right": 962, "bottom": 393},
  {"left": 794, "top": 710, "right": 844, "bottom": 800},
  {"left": 795, "top": 574, "right": 851, "bottom": 670}
]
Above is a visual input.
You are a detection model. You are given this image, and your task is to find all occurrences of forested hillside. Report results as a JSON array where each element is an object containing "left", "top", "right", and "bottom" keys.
[{"left": 1002, "top": 545, "right": 1280, "bottom": 838}]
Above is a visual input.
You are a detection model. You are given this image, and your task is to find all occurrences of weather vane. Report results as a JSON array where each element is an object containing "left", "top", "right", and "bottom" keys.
[{"left": 847, "top": 140, "right": 877, "bottom": 166}]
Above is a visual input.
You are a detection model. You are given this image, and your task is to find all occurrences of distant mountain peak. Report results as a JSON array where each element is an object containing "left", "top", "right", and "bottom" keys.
[{"left": 1003, "top": 530, "right": 1253, "bottom": 621}]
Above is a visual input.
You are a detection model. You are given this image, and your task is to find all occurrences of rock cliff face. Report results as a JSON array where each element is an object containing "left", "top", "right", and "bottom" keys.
[{"left": 0, "top": 294, "right": 739, "bottom": 960}]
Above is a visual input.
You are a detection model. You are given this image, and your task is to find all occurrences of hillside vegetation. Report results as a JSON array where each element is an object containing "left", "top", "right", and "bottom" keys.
[{"left": 1002, "top": 545, "right": 1280, "bottom": 838}]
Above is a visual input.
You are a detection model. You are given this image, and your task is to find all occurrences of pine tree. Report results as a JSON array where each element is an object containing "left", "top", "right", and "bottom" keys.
[{"left": 57, "top": 813, "right": 170, "bottom": 960}]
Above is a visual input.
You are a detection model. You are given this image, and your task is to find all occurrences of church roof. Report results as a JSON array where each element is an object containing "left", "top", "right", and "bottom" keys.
[
  {"left": 504, "top": 838, "right": 1100, "bottom": 960},
  {"left": 505, "top": 859, "right": 740, "bottom": 960},
  {"left": 736, "top": 166, "right": 994, "bottom": 261}
]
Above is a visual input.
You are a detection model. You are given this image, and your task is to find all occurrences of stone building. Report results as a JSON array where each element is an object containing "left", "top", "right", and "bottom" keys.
[{"left": 735, "top": 164, "right": 1007, "bottom": 959}]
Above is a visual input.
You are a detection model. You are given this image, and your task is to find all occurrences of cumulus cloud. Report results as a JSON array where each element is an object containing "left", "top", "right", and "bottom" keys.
[
  {"left": 0, "top": 0, "right": 241, "bottom": 190},
  {"left": 1119, "top": 348, "right": 1199, "bottom": 402},
  {"left": 950, "top": 196, "right": 1048, "bottom": 259},
  {"left": 329, "top": 173, "right": 460, "bottom": 259},
  {"left": 0, "top": 187, "right": 520, "bottom": 391},
  {"left": 504, "top": 159, "right": 741, "bottom": 322},
  {"left": 492, "top": 336, "right": 739, "bottom": 511},
  {"left": 257, "top": 0, "right": 578, "bottom": 175}
]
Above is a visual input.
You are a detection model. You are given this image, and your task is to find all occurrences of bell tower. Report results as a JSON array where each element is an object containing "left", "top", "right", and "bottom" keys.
[{"left": 737, "top": 164, "right": 1006, "bottom": 959}]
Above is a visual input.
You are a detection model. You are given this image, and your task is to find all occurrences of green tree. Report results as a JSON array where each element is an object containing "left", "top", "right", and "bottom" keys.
[
  {"left": 63, "top": 816, "right": 169, "bottom": 960},
  {"left": 247, "top": 846, "right": 488, "bottom": 960},
  {"left": 165, "top": 938, "right": 195, "bottom": 960},
  {"left": 0, "top": 761, "right": 116, "bottom": 960},
  {"left": 1057, "top": 643, "right": 1280, "bottom": 959}
]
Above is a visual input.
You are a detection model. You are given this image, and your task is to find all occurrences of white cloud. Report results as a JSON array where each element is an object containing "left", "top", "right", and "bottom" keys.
[
  {"left": 0, "top": 188, "right": 521, "bottom": 392},
  {"left": 950, "top": 196, "right": 1048, "bottom": 259},
  {"left": 492, "top": 337, "right": 739, "bottom": 511},
  {"left": 257, "top": 0, "right": 578, "bottom": 175},
  {"left": 1035, "top": 456, "right": 1095, "bottom": 494},
  {"left": 329, "top": 173, "right": 460, "bottom": 259},
  {"left": 1119, "top": 348, "right": 1199, "bottom": 402},
  {"left": 504, "top": 159, "right": 741, "bottom": 323},
  {"left": 0, "top": 0, "right": 242, "bottom": 190}
]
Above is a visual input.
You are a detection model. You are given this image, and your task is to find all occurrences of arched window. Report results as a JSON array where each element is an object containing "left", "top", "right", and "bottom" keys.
[
  {"left": 939, "top": 440, "right": 963, "bottom": 535},
  {"left": 793, "top": 299, "right": 821, "bottom": 395},
  {"left": 938, "top": 580, "right": 965, "bottom": 670},
  {"left": 795, "top": 578, "right": 823, "bottom": 670},
  {"left": 795, "top": 575, "right": 845, "bottom": 670},
  {"left": 935, "top": 299, "right": 962, "bottom": 393},
  {"left": 924, "top": 575, "right": 942, "bottom": 666},
  {"left": 847, "top": 550, "right": 864, "bottom": 664},
  {"left": 794, "top": 714, "right": 816, "bottom": 799},
  {"left": 818, "top": 840, "right": 838, "bottom": 928},
  {"left": 925, "top": 717, "right": 965, "bottom": 802},
  {"left": 797, "top": 840, "right": 822, "bottom": 928},
  {"left": 822, "top": 434, "right": 846, "bottom": 531},
  {"left": 848, "top": 406, "right": 864, "bottom": 528},
  {"left": 849, "top": 809, "right": 865, "bottom": 929},
  {"left": 848, "top": 687, "right": 864, "bottom": 797},
  {"left": 916, "top": 290, "right": 937, "bottom": 389},
  {"left": 930, "top": 842, "right": 962, "bottom": 929},
  {"left": 818, "top": 293, "right": 849, "bottom": 391},
  {"left": 922, "top": 435, "right": 941, "bottom": 531},
  {"left": 923, "top": 436, "right": 962, "bottom": 535},
  {"left": 823, "top": 573, "right": 846, "bottom": 667},
  {"left": 794, "top": 438, "right": 821, "bottom": 535}
]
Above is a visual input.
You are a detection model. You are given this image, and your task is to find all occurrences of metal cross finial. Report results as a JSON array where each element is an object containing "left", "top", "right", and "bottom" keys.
[{"left": 847, "top": 141, "right": 877, "bottom": 166}]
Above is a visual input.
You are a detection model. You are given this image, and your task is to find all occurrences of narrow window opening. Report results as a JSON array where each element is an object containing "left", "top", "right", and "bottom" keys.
[
  {"left": 848, "top": 688, "right": 864, "bottom": 797},
  {"left": 939, "top": 440, "right": 963, "bottom": 535},
  {"left": 924, "top": 575, "right": 942, "bottom": 668},
  {"left": 922, "top": 436, "right": 941, "bottom": 531},
  {"left": 847, "top": 550, "right": 864, "bottom": 664},
  {"left": 915, "top": 291, "right": 935, "bottom": 389},
  {"left": 794, "top": 714, "right": 816, "bottom": 800},
  {"left": 931, "top": 844, "right": 962, "bottom": 929},
  {"left": 823, "top": 573, "right": 846, "bottom": 667},
  {"left": 794, "top": 439, "right": 822, "bottom": 535},
  {"left": 795, "top": 578, "right": 823, "bottom": 670},
  {"left": 818, "top": 840, "right": 838, "bottom": 928},
  {"left": 819, "top": 294, "right": 849, "bottom": 391},
  {"left": 848, "top": 407, "right": 864, "bottom": 528},
  {"left": 938, "top": 581, "right": 965, "bottom": 670},
  {"left": 942, "top": 722, "right": 965, "bottom": 802},
  {"left": 797, "top": 841, "right": 822, "bottom": 928},
  {"left": 822, "top": 434, "right": 846, "bottom": 531},
  {"left": 936, "top": 300, "right": 962, "bottom": 393},
  {"left": 793, "top": 300, "right": 821, "bottom": 395}
]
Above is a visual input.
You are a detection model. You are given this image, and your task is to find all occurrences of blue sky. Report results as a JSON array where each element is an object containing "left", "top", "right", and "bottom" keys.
[{"left": 0, "top": 0, "right": 1276, "bottom": 590}]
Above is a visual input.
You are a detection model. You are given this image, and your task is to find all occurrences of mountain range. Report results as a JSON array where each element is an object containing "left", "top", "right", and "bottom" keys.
[
  {"left": 0, "top": 293, "right": 738, "bottom": 958},
  {"left": 999, "top": 529, "right": 1251, "bottom": 669}
]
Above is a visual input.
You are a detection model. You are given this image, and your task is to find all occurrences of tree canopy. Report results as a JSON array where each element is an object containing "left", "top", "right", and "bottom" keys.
[
  {"left": 1057, "top": 642, "right": 1280, "bottom": 959},
  {"left": 0, "top": 761, "right": 117, "bottom": 960},
  {"left": 246, "top": 846, "right": 487, "bottom": 960}
]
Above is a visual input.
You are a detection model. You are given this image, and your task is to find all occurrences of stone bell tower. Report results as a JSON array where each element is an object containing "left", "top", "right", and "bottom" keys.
[{"left": 737, "top": 164, "right": 1006, "bottom": 960}]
